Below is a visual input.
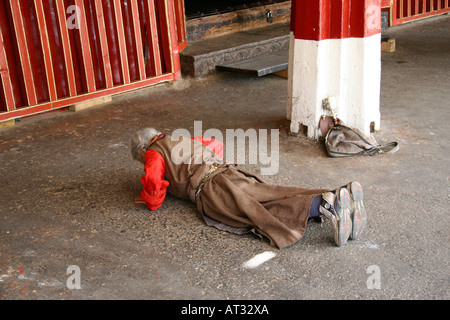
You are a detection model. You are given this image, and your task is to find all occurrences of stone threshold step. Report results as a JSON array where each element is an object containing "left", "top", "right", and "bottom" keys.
[
  {"left": 180, "top": 23, "right": 290, "bottom": 77},
  {"left": 216, "top": 49, "right": 288, "bottom": 77}
]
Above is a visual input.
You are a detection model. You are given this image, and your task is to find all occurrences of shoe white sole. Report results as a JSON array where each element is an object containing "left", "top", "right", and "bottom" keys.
[
  {"left": 334, "top": 188, "right": 352, "bottom": 247},
  {"left": 347, "top": 182, "right": 367, "bottom": 240}
]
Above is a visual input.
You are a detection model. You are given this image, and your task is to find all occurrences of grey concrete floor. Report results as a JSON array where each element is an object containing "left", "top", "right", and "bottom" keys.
[{"left": 0, "top": 16, "right": 449, "bottom": 301}]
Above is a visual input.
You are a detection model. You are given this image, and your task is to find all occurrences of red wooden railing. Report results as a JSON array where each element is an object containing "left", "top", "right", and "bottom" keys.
[
  {"left": 0, "top": 0, "right": 186, "bottom": 122},
  {"left": 383, "top": 0, "right": 450, "bottom": 26}
]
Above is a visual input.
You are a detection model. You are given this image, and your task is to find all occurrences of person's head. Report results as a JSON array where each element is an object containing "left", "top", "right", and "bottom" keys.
[{"left": 130, "top": 127, "right": 161, "bottom": 163}]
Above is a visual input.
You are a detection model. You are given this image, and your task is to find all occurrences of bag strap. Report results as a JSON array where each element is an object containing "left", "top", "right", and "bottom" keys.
[
  {"left": 353, "top": 139, "right": 399, "bottom": 156},
  {"left": 371, "top": 141, "right": 399, "bottom": 155}
]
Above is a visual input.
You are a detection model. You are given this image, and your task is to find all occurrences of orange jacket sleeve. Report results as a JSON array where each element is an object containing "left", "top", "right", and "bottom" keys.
[{"left": 140, "top": 150, "right": 169, "bottom": 211}]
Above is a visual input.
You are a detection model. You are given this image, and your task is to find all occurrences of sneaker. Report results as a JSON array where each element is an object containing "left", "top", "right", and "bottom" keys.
[
  {"left": 345, "top": 182, "right": 367, "bottom": 240},
  {"left": 319, "top": 188, "right": 352, "bottom": 247}
]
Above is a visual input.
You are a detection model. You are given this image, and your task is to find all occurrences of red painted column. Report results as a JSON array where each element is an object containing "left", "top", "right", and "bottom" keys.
[{"left": 287, "top": 0, "right": 382, "bottom": 138}]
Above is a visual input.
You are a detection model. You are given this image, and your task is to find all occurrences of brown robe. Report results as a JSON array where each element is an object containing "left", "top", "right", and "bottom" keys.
[{"left": 150, "top": 134, "right": 325, "bottom": 249}]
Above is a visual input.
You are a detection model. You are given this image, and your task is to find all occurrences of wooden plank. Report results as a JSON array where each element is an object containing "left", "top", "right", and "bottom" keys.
[
  {"left": 145, "top": 0, "right": 163, "bottom": 76},
  {"left": 130, "top": 0, "right": 146, "bottom": 81},
  {"left": 164, "top": 0, "right": 181, "bottom": 77},
  {"left": 10, "top": 1, "right": 37, "bottom": 106},
  {"left": 34, "top": 0, "right": 57, "bottom": 102},
  {"left": 69, "top": 95, "right": 112, "bottom": 112},
  {"left": 94, "top": 0, "right": 114, "bottom": 88},
  {"left": 381, "top": 38, "right": 396, "bottom": 52},
  {"left": 273, "top": 69, "right": 288, "bottom": 78},
  {"left": 399, "top": 0, "right": 404, "bottom": 18},
  {"left": 0, "top": 27, "right": 16, "bottom": 111},
  {"left": 0, "top": 119, "right": 15, "bottom": 128},
  {"left": 174, "top": 0, "right": 187, "bottom": 49},
  {"left": 155, "top": 0, "right": 172, "bottom": 74},
  {"left": 381, "top": 0, "right": 392, "bottom": 7},
  {"left": 113, "top": 0, "right": 131, "bottom": 84},
  {"left": 55, "top": 0, "right": 77, "bottom": 97},
  {"left": 75, "top": 0, "right": 96, "bottom": 92},
  {"left": 0, "top": 73, "right": 174, "bottom": 121}
]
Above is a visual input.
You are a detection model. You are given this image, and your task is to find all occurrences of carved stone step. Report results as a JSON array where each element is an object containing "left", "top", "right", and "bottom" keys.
[
  {"left": 180, "top": 23, "right": 290, "bottom": 77},
  {"left": 216, "top": 49, "right": 288, "bottom": 76}
]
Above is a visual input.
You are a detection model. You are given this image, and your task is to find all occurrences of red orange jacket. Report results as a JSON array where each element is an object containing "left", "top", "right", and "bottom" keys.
[{"left": 139, "top": 137, "right": 224, "bottom": 211}]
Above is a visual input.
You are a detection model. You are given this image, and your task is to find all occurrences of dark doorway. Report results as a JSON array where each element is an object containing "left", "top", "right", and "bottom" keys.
[{"left": 185, "top": 0, "right": 289, "bottom": 19}]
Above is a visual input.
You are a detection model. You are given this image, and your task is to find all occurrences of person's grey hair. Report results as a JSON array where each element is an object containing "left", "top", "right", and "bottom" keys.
[{"left": 130, "top": 127, "right": 161, "bottom": 162}]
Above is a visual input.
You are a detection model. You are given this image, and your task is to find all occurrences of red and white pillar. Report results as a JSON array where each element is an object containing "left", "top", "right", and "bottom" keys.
[{"left": 287, "top": 0, "right": 382, "bottom": 139}]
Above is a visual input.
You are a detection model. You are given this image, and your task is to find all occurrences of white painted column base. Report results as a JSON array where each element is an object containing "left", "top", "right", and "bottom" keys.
[{"left": 287, "top": 32, "right": 381, "bottom": 139}]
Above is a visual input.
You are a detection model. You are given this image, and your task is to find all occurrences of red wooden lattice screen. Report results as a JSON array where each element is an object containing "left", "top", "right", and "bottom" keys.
[
  {"left": 0, "top": 0, "right": 186, "bottom": 122},
  {"left": 382, "top": 0, "right": 450, "bottom": 26}
]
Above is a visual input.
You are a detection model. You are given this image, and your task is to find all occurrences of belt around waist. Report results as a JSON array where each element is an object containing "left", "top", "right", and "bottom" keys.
[{"left": 194, "top": 163, "right": 220, "bottom": 197}]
